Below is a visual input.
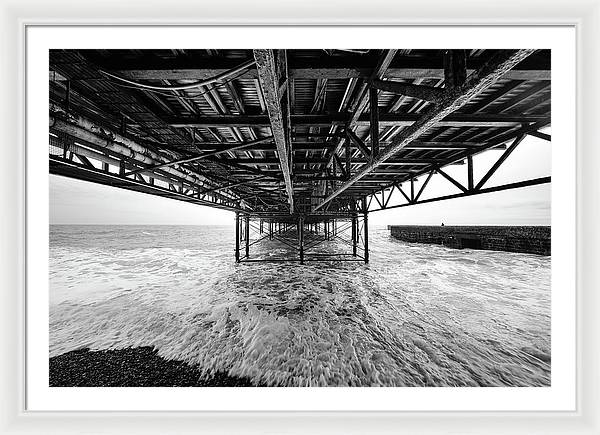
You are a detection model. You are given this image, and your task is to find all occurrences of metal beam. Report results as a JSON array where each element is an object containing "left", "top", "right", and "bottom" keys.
[
  {"left": 235, "top": 213, "right": 240, "bottom": 262},
  {"left": 475, "top": 134, "right": 525, "bottom": 189},
  {"left": 108, "top": 52, "right": 550, "bottom": 81},
  {"left": 370, "top": 79, "right": 445, "bottom": 102},
  {"left": 414, "top": 170, "right": 434, "bottom": 202},
  {"left": 336, "top": 117, "right": 548, "bottom": 204},
  {"left": 168, "top": 113, "right": 548, "bottom": 128},
  {"left": 467, "top": 155, "right": 474, "bottom": 191},
  {"left": 395, "top": 183, "right": 411, "bottom": 203},
  {"left": 245, "top": 215, "right": 250, "bottom": 258},
  {"left": 217, "top": 158, "right": 440, "bottom": 165},
  {"left": 526, "top": 130, "right": 551, "bottom": 141},
  {"left": 120, "top": 67, "right": 550, "bottom": 81},
  {"left": 370, "top": 176, "right": 551, "bottom": 212},
  {"left": 253, "top": 49, "right": 294, "bottom": 212},
  {"left": 333, "top": 155, "right": 347, "bottom": 179},
  {"left": 125, "top": 136, "right": 274, "bottom": 176},
  {"left": 346, "top": 129, "right": 371, "bottom": 159},
  {"left": 362, "top": 198, "right": 369, "bottom": 263},
  {"left": 437, "top": 168, "right": 468, "bottom": 193},
  {"left": 370, "top": 86, "right": 380, "bottom": 158},
  {"left": 198, "top": 175, "right": 268, "bottom": 195},
  {"left": 267, "top": 140, "right": 482, "bottom": 152},
  {"left": 443, "top": 49, "right": 467, "bottom": 88},
  {"left": 326, "top": 50, "right": 397, "bottom": 170},
  {"left": 50, "top": 115, "right": 217, "bottom": 189},
  {"left": 50, "top": 157, "right": 243, "bottom": 212},
  {"left": 298, "top": 216, "right": 305, "bottom": 264},
  {"left": 349, "top": 50, "right": 397, "bottom": 126},
  {"left": 313, "top": 49, "right": 536, "bottom": 211},
  {"left": 345, "top": 139, "right": 351, "bottom": 178}
]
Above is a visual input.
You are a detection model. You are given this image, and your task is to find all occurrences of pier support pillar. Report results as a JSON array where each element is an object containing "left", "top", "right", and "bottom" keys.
[
  {"left": 235, "top": 212, "right": 240, "bottom": 263},
  {"left": 245, "top": 215, "right": 250, "bottom": 258},
  {"left": 362, "top": 198, "right": 369, "bottom": 263},
  {"left": 299, "top": 216, "right": 305, "bottom": 264},
  {"left": 269, "top": 221, "right": 273, "bottom": 240},
  {"left": 352, "top": 214, "right": 358, "bottom": 257}
]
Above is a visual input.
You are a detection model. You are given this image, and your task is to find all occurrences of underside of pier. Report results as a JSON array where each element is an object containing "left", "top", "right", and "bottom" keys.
[{"left": 49, "top": 48, "right": 551, "bottom": 263}]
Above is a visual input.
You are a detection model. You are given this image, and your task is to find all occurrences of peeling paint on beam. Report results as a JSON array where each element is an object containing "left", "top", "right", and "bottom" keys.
[{"left": 253, "top": 49, "right": 295, "bottom": 212}]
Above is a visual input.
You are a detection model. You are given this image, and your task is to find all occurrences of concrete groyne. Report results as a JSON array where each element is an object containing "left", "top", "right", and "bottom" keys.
[{"left": 389, "top": 226, "right": 550, "bottom": 256}]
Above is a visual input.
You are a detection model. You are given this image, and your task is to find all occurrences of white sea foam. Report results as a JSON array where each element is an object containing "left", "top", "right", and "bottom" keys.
[{"left": 49, "top": 225, "right": 551, "bottom": 386}]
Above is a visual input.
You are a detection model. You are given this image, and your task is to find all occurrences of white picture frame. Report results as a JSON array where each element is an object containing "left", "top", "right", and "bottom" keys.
[{"left": 2, "top": 0, "right": 599, "bottom": 433}]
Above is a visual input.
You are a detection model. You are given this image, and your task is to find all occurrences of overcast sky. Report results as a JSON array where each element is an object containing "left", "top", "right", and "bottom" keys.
[{"left": 50, "top": 132, "right": 551, "bottom": 227}]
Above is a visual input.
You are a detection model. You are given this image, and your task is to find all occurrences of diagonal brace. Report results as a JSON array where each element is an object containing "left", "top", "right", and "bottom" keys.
[
  {"left": 125, "top": 136, "right": 274, "bottom": 177},
  {"left": 346, "top": 129, "right": 371, "bottom": 159},
  {"left": 313, "top": 49, "right": 536, "bottom": 211},
  {"left": 475, "top": 134, "right": 525, "bottom": 190}
]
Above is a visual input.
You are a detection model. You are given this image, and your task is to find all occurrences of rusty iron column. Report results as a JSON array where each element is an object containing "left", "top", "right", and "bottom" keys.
[
  {"left": 362, "top": 198, "right": 369, "bottom": 263},
  {"left": 299, "top": 216, "right": 305, "bottom": 264},
  {"left": 245, "top": 215, "right": 250, "bottom": 258},
  {"left": 269, "top": 221, "right": 273, "bottom": 240},
  {"left": 235, "top": 212, "right": 240, "bottom": 263}
]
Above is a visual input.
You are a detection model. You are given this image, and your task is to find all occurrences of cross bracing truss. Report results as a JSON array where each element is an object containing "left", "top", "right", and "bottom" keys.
[{"left": 49, "top": 48, "right": 551, "bottom": 262}]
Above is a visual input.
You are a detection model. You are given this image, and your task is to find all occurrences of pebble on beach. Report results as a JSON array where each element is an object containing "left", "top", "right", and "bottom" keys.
[{"left": 49, "top": 347, "right": 260, "bottom": 387}]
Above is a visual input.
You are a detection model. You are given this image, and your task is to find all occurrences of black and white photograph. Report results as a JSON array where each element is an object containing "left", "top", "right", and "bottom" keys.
[{"left": 48, "top": 47, "right": 552, "bottom": 388}]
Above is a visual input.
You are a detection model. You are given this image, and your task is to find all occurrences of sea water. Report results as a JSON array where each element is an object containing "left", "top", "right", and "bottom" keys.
[{"left": 49, "top": 225, "right": 551, "bottom": 387}]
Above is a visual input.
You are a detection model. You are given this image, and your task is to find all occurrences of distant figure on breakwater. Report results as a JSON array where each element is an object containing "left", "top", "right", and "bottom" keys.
[{"left": 441, "top": 222, "right": 445, "bottom": 226}]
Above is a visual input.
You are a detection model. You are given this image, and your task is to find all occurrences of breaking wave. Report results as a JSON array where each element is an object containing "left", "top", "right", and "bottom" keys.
[{"left": 49, "top": 225, "right": 551, "bottom": 386}]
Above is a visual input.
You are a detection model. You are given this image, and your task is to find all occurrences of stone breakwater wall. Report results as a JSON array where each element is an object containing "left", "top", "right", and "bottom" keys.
[{"left": 389, "top": 226, "right": 551, "bottom": 256}]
